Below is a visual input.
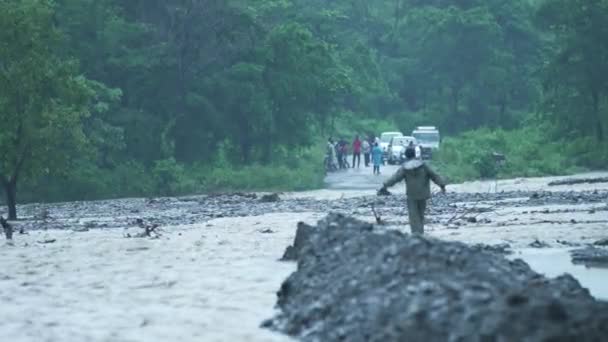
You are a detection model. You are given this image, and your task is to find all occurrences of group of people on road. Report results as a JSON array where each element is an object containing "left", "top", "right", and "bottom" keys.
[{"left": 326, "top": 135, "right": 384, "bottom": 174}]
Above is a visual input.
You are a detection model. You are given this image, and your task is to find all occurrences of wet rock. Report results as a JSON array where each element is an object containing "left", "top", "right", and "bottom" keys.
[
  {"left": 548, "top": 177, "right": 608, "bottom": 186},
  {"left": 259, "top": 228, "right": 275, "bottom": 234},
  {"left": 529, "top": 239, "right": 550, "bottom": 248},
  {"left": 472, "top": 243, "right": 512, "bottom": 255},
  {"left": 260, "top": 193, "right": 281, "bottom": 203},
  {"left": 556, "top": 240, "right": 581, "bottom": 247},
  {"left": 281, "top": 222, "right": 315, "bottom": 261},
  {"left": 594, "top": 238, "right": 608, "bottom": 246},
  {"left": 571, "top": 247, "right": 608, "bottom": 268},
  {"left": 265, "top": 214, "right": 608, "bottom": 341},
  {"left": 466, "top": 216, "right": 477, "bottom": 223},
  {"left": 8, "top": 188, "right": 608, "bottom": 232}
]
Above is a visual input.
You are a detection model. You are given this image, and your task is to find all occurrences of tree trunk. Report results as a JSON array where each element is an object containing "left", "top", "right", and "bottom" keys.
[
  {"left": 498, "top": 96, "right": 507, "bottom": 127},
  {"left": 241, "top": 141, "right": 250, "bottom": 164},
  {"left": 4, "top": 180, "right": 17, "bottom": 220},
  {"left": 450, "top": 85, "right": 461, "bottom": 132},
  {"left": 592, "top": 90, "right": 604, "bottom": 142},
  {"left": 263, "top": 141, "right": 273, "bottom": 164}
]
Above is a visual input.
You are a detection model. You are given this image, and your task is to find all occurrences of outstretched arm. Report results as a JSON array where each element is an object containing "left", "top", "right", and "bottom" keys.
[
  {"left": 382, "top": 167, "right": 406, "bottom": 189},
  {"left": 425, "top": 165, "right": 446, "bottom": 191}
]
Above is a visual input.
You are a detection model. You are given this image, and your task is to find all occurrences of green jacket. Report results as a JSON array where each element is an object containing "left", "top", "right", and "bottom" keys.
[{"left": 383, "top": 159, "right": 445, "bottom": 200}]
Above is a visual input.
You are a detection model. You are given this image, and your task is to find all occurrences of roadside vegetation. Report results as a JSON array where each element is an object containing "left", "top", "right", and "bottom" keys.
[
  {"left": 433, "top": 127, "right": 593, "bottom": 183},
  {"left": 1, "top": 0, "right": 607, "bottom": 217}
]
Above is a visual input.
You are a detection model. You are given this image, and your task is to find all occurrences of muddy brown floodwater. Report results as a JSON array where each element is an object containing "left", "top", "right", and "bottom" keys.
[{"left": 0, "top": 169, "right": 607, "bottom": 341}]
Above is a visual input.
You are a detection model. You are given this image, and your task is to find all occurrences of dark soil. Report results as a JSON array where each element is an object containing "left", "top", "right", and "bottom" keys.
[
  {"left": 571, "top": 247, "right": 608, "bottom": 268},
  {"left": 548, "top": 177, "right": 608, "bottom": 186},
  {"left": 264, "top": 214, "right": 608, "bottom": 342},
  {"left": 4, "top": 189, "right": 606, "bottom": 233}
]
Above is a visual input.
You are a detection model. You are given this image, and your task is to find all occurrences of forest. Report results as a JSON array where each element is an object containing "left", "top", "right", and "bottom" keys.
[{"left": 1, "top": 0, "right": 608, "bottom": 217}]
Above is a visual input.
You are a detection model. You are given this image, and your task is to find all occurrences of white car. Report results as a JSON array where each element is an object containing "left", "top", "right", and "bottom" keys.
[
  {"left": 379, "top": 131, "right": 403, "bottom": 161},
  {"left": 388, "top": 136, "right": 417, "bottom": 164}
]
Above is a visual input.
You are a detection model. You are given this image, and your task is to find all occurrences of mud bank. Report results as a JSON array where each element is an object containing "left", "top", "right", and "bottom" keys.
[
  {"left": 8, "top": 189, "right": 608, "bottom": 234},
  {"left": 265, "top": 214, "right": 608, "bottom": 341}
]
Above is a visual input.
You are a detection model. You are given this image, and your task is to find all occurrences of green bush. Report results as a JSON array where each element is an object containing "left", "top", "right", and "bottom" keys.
[{"left": 434, "top": 126, "right": 594, "bottom": 183}]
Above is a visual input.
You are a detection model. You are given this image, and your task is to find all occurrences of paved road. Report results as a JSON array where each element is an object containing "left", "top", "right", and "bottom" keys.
[{"left": 324, "top": 162, "right": 401, "bottom": 190}]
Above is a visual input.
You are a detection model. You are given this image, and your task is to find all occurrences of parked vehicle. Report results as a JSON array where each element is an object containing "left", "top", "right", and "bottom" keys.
[
  {"left": 412, "top": 126, "right": 440, "bottom": 160},
  {"left": 379, "top": 131, "right": 403, "bottom": 164},
  {"left": 387, "top": 136, "right": 417, "bottom": 164}
]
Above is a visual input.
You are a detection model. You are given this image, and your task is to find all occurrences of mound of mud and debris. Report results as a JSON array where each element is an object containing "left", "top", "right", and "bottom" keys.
[
  {"left": 264, "top": 214, "right": 608, "bottom": 341},
  {"left": 548, "top": 176, "right": 608, "bottom": 186}
]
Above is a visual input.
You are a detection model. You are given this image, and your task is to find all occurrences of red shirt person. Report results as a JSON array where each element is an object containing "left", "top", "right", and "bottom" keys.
[{"left": 352, "top": 135, "right": 362, "bottom": 168}]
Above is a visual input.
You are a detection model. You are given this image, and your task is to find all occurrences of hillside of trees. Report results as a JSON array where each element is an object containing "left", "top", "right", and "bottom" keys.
[{"left": 1, "top": 0, "right": 607, "bottom": 213}]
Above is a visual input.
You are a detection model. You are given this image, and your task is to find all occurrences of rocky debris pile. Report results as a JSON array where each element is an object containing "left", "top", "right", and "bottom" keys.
[
  {"left": 8, "top": 189, "right": 608, "bottom": 232},
  {"left": 260, "top": 193, "right": 281, "bottom": 203},
  {"left": 571, "top": 247, "right": 608, "bottom": 268},
  {"left": 471, "top": 242, "right": 513, "bottom": 254},
  {"left": 548, "top": 177, "right": 608, "bottom": 186},
  {"left": 594, "top": 238, "right": 608, "bottom": 246},
  {"left": 264, "top": 214, "right": 608, "bottom": 341}
]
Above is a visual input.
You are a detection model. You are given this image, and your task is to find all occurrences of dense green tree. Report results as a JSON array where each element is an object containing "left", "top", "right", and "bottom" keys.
[
  {"left": 1, "top": 0, "right": 605, "bottom": 204},
  {"left": 537, "top": 0, "right": 608, "bottom": 142},
  {"left": 0, "top": 0, "right": 92, "bottom": 218}
]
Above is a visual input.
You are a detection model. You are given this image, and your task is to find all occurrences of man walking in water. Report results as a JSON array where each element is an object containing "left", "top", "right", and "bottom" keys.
[{"left": 378, "top": 147, "right": 446, "bottom": 234}]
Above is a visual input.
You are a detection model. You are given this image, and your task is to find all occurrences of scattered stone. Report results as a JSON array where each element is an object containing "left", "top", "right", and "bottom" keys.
[
  {"left": 466, "top": 216, "right": 477, "bottom": 223},
  {"left": 548, "top": 177, "right": 608, "bottom": 186},
  {"left": 7, "top": 188, "right": 608, "bottom": 233},
  {"left": 471, "top": 243, "right": 513, "bottom": 255},
  {"left": 529, "top": 239, "right": 551, "bottom": 248},
  {"left": 571, "top": 247, "right": 608, "bottom": 268},
  {"left": 84, "top": 221, "right": 97, "bottom": 229},
  {"left": 37, "top": 238, "right": 56, "bottom": 244},
  {"left": 260, "top": 193, "right": 281, "bottom": 203},
  {"left": 265, "top": 214, "right": 608, "bottom": 341},
  {"left": 594, "top": 238, "right": 608, "bottom": 246},
  {"left": 556, "top": 240, "right": 581, "bottom": 247},
  {"left": 126, "top": 218, "right": 162, "bottom": 238},
  {"left": 259, "top": 228, "right": 275, "bottom": 234}
]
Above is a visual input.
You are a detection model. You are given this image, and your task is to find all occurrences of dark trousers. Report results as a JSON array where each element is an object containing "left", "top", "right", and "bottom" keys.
[
  {"left": 373, "top": 165, "right": 380, "bottom": 174},
  {"left": 352, "top": 153, "right": 361, "bottom": 168},
  {"left": 364, "top": 153, "right": 370, "bottom": 166},
  {"left": 407, "top": 199, "right": 427, "bottom": 234}
]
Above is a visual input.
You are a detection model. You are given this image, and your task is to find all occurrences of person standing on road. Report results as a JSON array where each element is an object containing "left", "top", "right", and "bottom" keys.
[
  {"left": 371, "top": 142, "right": 383, "bottom": 175},
  {"left": 378, "top": 147, "right": 446, "bottom": 234},
  {"left": 326, "top": 138, "right": 336, "bottom": 170},
  {"left": 335, "top": 139, "right": 344, "bottom": 169},
  {"left": 339, "top": 138, "right": 349, "bottom": 169},
  {"left": 352, "top": 135, "right": 362, "bottom": 168},
  {"left": 362, "top": 139, "right": 371, "bottom": 167}
]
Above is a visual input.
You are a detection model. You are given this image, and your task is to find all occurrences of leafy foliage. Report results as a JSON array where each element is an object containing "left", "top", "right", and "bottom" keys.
[{"left": 1, "top": 0, "right": 607, "bottom": 211}]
